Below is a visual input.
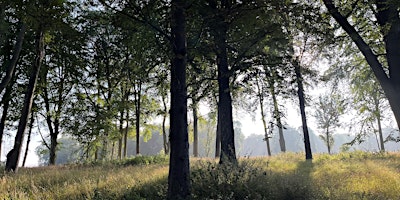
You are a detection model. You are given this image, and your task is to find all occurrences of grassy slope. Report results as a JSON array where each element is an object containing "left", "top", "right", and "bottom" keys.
[{"left": 1, "top": 152, "right": 400, "bottom": 199}]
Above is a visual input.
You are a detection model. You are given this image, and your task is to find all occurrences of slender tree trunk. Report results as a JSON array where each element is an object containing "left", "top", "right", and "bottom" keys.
[
  {"left": 0, "top": 22, "right": 26, "bottom": 94},
  {"left": 124, "top": 109, "right": 129, "bottom": 158},
  {"left": 167, "top": 0, "right": 190, "bottom": 198},
  {"left": 135, "top": 83, "right": 141, "bottom": 155},
  {"left": 294, "top": 59, "right": 313, "bottom": 160},
  {"left": 22, "top": 111, "right": 35, "bottom": 167},
  {"left": 111, "top": 141, "right": 115, "bottom": 159},
  {"left": 162, "top": 111, "right": 169, "bottom": 155},
  {"left": 270, "top": 83, "right": 286, "bottom": 152},
  {"left": 6, "top": 25, "right": 44, "bottom": 172},
  {"left": 118, "top": 110, "right": 124, "bottom": 160},
  {"left": 326, "top": 127, "right": 331, "bottom": 154},
  {"left": 375, "top": 98, "right": 385, "bottom": 152},
  {"left": 192, "top": 102, "right": 199, "bottom": 157},
  {"left": 256, "top": 75, "right": 271, "bottom": 156},
  {"left": 260, "top": 111, "right": 271, "bottom": 156},
  {"left": 0, "top": 73, "right": 14, "bottom": 161}
]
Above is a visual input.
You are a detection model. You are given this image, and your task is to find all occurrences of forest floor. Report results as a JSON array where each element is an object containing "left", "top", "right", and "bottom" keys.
[{"left": 1, "top": 151, "right": 400, "bottom": 199}]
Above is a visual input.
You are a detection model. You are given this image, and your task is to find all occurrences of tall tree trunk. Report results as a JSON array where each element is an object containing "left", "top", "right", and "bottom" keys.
[
  {"left": 0, "top": 22, "right": 26, "bottom": 94},
  {"left": 256, "top": 75, "right": 271, "bottom": 156},
  {"left": 0, "top": 71, "right": 14, "bottom": 161},
  {"left": 118, "top": 110, "right": 124, "bottom": 160},
  {"left": 270, "top": 82, "right": 286, "bottom": 152},
  {"left": 22, "top": 110, "right": 35, "bottom": 167},
  {"left": 192, "top": 101, "right": 199, "bottom": 157},
  {"left": 123, "top": 109, "right": 129, "bottom": 158},
  {"left": 134, "top": 82, "right": 141, "bottom": 155},
  {"left": 375, "top": 97, "right": 385, "bottom": 152},
  {"left": 167, "top": 0, "right": 190, "bottom": 198},
  {"left": 6, "top": 25, "right": 44, "bottom": 172},
  {"left": 261, "top": 111, "right": 271, "bottom": 156},
  {"left": 213, "top": 16, "right": 236, "bottom": 165},
  {"left": 294, "top": 59, "right": 313, "bottom": 160}
]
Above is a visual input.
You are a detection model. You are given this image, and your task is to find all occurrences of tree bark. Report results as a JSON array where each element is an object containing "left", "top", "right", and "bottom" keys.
[
  {"left": 6, "top": 25, "right": 44, "bottom": 172},
  {"left": 323, "top": 0, "right": 400, "bottom": 131},
  {"left": 0, "top": 22, "right": 26, "bottom": 94},
  {"left": 294, "top": 59, "right": 313, "bottom": 160},
  {"left": 192, "top": 101, "right": 199, "bottom": 157},
  {"left": 167, "top": 0, "right": 190, "bottom": 198}
]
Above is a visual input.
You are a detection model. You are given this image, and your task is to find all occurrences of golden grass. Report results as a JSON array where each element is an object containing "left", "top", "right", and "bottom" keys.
[{"left": 1, "top": 152, "right": 400, "bottom": 199}]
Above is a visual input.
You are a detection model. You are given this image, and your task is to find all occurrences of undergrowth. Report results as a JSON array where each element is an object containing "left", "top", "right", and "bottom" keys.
[{"left": 1, "top": 152, "right": 400, "bottom": 199}]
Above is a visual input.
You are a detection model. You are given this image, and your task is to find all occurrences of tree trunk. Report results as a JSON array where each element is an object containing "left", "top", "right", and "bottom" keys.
[
  {"left": 294, "top": 59, "right": 313, "bottom": 160},
  {"left": 270, "top": 82, "right": 286, "bottom": 152},
  {"left": 213, "top": 16, "right": 237, "bottom": 165},
  {"left": 375, "top": 97, "right": 385, "bottom": 152},
  {"left": 167, "top": 0, "right": 190, "bottom": 198},
  {"left": 123, "top": 109, "right": 129, "bottom": 158},
  {"left": 326, "top": 127, "right": 331, "bottom": 154},
  {"left": 118, "top": 110, "right": 124, "bottom": 160},
  {"left": 22, "top": 111, "right": 35, "bottom": 167},
  {"left": 134, "top": 82, "right": 141, "bottom": 155},
  {"left": 162, "top": 110, "right": 169, "bottom": 155},
  {"left": 6, "top": 25, "right": 44, "bottom": 172},
  {"left": 192, "top": 102, "right": 199, "bottom": 157},
  {"left": 256, "top": 75, "right": 271, "bottom": 156},
  {"left": 0, "top": 72, "right": 14, "bottom": 161},
  {"left": 0, "top": 22, "right": 26, "bottom": 94}
]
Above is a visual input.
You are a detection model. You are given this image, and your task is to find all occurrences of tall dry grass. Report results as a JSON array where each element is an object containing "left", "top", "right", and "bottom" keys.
[{"left": 1, "top": 152, "right": 400, "bottom": 199}]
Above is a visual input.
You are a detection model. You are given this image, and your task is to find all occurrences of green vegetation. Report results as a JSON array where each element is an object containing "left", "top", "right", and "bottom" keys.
[{"left": 1, "top": 152, "right": 400, "bottom": 199}]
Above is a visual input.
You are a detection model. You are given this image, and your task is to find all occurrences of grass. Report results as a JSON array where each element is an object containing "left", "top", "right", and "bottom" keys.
[{"left": 1, "top": 152, "right": 400, "bottom": 199}]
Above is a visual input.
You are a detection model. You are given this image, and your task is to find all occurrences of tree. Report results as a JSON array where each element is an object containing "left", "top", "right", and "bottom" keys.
[
  {"left": 167, "top": 0, "right": 190, "bottom": 198},
  {"left": 314, "top": 91, "right": 347, "bottom": 154},
  {"left": 293, "top": 58, "right": 313, "bottom": 160},
  {"left": 6, "top": 22, "right": 44, "bottom": 172},
  {"left": 323, "top": 0, "right": 400, "bottom": 131},
  {"left": 350, "top": 61, "right": 388, "bottom": 152}
]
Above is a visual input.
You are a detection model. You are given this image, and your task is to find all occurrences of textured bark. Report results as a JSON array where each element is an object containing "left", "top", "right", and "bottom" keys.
[
  {"left": 6, "top": 25, "right": 44, "bottom": 172},
  {"left": 323, "top": 0, "right": 400, "bottom": 131},
  {"left": 0, "top": 22, "right": 26, "bottom": 94},
  {"left": 294, "top": 60, "right": 313, "bottom": 160},
  {"left": 167, "top": 0, "right": 190, "bottom": 198}
]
